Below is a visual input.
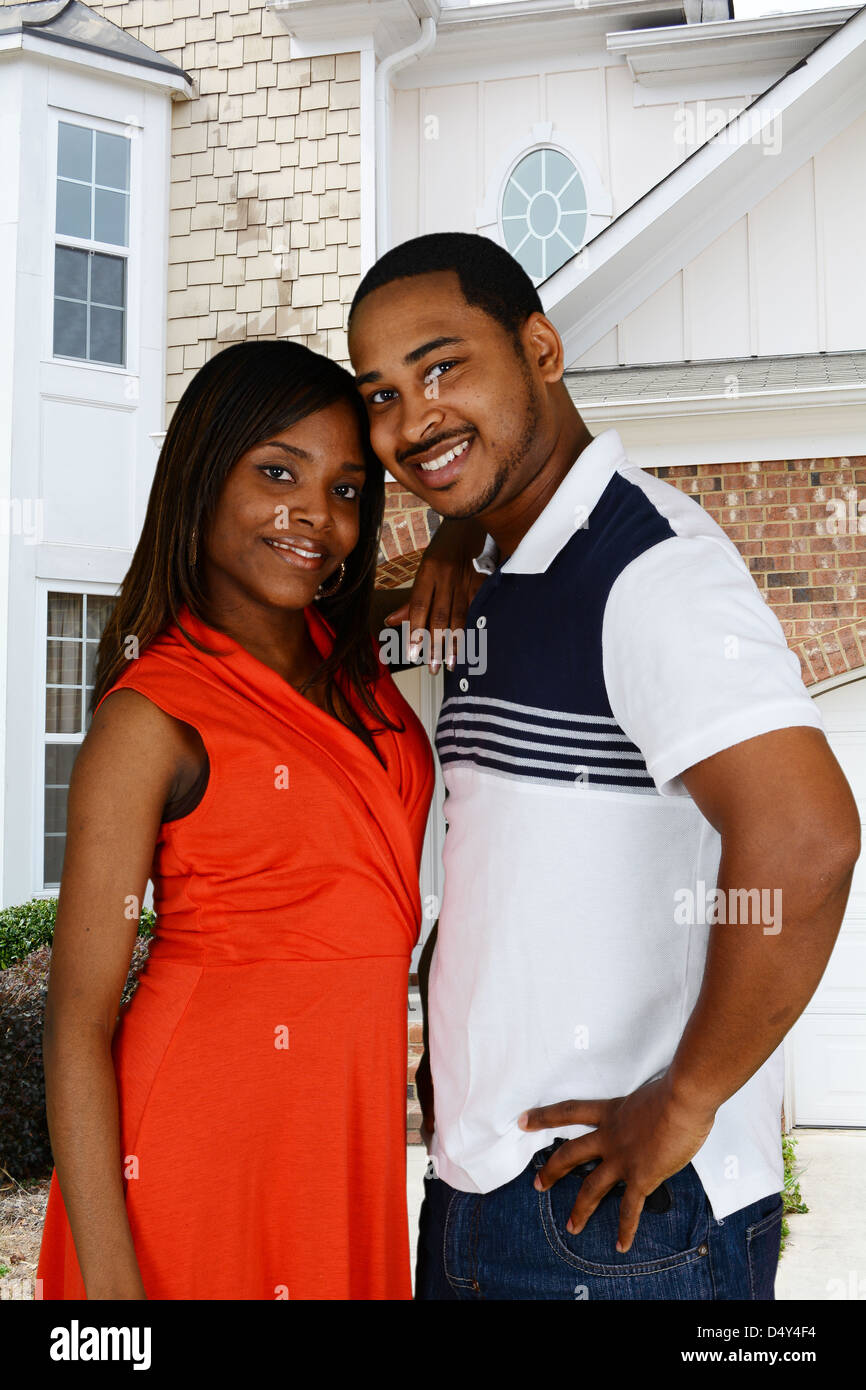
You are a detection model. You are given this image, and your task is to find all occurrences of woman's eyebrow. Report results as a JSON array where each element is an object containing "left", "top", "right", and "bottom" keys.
[
  {"left": 355, "top": 336, "right": 467, "bottom": 388},
  {"left": 255, "top": 442, "right": 365, "bottom": 471}
]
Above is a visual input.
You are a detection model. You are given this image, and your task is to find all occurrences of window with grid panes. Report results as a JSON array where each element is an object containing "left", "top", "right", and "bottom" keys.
[
  {"left": 44, "top": 592, "right": 116, "bottom": 888},
  {"left": 53, "top": 121, "right": 130, "bottom": 367}
]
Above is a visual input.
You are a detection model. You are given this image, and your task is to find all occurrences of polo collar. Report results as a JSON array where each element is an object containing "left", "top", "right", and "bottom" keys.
[{"left": 471, "top": 428, "right": 628, "bottom": 576}]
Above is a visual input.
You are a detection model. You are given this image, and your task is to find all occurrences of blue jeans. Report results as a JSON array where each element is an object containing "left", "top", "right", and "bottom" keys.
[{"left": 415, "top": 1140, "right": 783, "bottom": 1300}]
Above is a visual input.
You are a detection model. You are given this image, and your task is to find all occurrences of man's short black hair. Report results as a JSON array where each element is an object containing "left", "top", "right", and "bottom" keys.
[{"left": 348, "top": 232, "right": 543, "bottom": 340}]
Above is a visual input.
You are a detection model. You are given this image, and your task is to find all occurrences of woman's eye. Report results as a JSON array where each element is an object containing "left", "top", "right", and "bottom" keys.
[
  {"left": 334, "top": 483, "right": 361, "bottom": 501},
  {"left": 261, "top": 464, "right": 293, "bottom": 482}
]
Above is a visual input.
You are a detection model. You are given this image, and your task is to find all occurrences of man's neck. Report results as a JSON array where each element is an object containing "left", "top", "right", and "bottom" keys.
[{"left": 484, "top": 413, "right": 594, "bottom": 563}]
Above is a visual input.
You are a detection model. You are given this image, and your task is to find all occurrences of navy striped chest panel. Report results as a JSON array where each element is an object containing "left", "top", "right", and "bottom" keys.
[{"left": 435, "top": 471, "right": 677, "bottom": 793}]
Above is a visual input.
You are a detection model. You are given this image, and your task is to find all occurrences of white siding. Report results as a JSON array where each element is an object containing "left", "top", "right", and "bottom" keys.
[{"left": 390, "top": 46, "right": 865, "bottom": 368}]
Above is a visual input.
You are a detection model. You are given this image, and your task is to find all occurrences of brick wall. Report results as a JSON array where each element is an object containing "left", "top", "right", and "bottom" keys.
[
  {"left": 647, "top": 456, "right": 866, "bottom": 687},
  {"left": 78, "top": 0, "right": 361, "bottom": 416},
  {"left": 381, "top": 455, "right": 866, "bottom": 685}
]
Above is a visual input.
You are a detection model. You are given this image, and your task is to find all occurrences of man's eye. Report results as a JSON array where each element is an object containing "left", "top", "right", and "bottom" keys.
[
  {"left": 369, "top": 388, "right": 396, "bottom": 405},
  {"left": 424, "top": 359, "right": 458, "bottom": 384}
]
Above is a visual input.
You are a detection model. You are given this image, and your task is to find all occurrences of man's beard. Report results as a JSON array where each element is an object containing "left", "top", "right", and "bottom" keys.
[{"left": 444, "top": 364, "right": 543, "bottom": 521}]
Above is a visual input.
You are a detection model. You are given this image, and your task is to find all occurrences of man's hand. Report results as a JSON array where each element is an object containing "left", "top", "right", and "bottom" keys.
[
  {"left": 518, "top": 1073, "right": 716, "bottom": 1253},
  {"left": 379, "top": 517, "right": 487, "bottom": 673}
]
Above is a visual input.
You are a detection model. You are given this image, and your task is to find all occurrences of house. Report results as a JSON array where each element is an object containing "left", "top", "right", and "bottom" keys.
[{"left": 0, "top": 0, "right": 864, "bottom": 1131}]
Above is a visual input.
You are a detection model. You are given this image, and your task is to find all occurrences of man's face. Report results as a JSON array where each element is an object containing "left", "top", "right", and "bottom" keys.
[{"left": 347, "top": 270, "right": 549, "bottom": 520}]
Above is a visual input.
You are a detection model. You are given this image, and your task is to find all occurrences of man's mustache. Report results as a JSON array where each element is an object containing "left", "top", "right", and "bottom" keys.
[{"left": 397, "top": 428, "right": 476, "bottom": 467}]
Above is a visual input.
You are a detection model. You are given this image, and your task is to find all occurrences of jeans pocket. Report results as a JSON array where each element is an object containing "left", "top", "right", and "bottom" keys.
[
  {"left": 746, "top": 1197, "right": 783, "bottom": 1300},
  {"left": 537, "top": 1160, "right": 713, "bottom": 1297}
]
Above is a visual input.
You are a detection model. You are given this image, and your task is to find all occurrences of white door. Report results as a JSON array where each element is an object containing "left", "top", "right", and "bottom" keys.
[{"left": 788, "top": 677, "right": 866, "bottom": 1125}]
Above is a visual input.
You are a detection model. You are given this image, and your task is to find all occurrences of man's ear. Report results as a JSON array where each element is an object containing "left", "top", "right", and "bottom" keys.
[{"left": 521, "top": 312, "right": 565, "bottom": 384}]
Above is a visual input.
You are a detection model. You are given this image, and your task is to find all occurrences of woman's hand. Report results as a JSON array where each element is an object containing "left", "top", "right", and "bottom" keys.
[{"left": 377, "top": 517, "right": 488, "bottom": 673}]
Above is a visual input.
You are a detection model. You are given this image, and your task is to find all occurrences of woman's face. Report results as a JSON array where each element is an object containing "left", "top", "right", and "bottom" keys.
[{"left": 201, "top": 397, "right": 367, "bottom": 613}]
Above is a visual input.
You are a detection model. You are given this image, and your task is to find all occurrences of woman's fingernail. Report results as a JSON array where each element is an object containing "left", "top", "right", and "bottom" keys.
[
  {"left": 430, "top": 660, "right": 440, "bottom": 674},
  {"left": 409, "top": 642, "right": 420, "bottom": 662},
  {"left": 534, "top": 1175, "right": 543, "bottom": 1191},
  {"left": 517, "top": 1111, "right": 529, "bottom": 1128},
  {"left": 446, "top": 654, "right": 456, "bottom": 670},
  {"left": 616, "top": 1241, "right": 624, "bottom": 1253}
]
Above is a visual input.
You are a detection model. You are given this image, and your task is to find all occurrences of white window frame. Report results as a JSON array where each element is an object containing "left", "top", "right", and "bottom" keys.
[
  {"left": 45, "top": 107, "right": 139, "bottom": 377},
  {"left": 476, "top": 121, "right": 612, "bottom": 276},
  {"left": 32, "top": 579, "right": 119, "bottom": 898}
]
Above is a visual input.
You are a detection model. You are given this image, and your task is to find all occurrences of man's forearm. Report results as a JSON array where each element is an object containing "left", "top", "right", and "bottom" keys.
[{"left": 666, "top": 841, "right": 856, "bottom": 1119}]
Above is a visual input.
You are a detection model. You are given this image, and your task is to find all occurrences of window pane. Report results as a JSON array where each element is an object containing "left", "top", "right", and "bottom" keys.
[
  {"left": 86, "top": 594, "right": 115, "bottom": 638},
  {"left": 85, "top": 642, "right": 98, "bottom": 688},
  {"left": 89, "top": 305, "right": 124, "bottom": 365},
  {"left": 91, "top": 253, "right": 125, "bottom": 307},
  {"left": 55, "top": 245, "right": 89, "bottom": 300},
  {"left": 56, "top": 178, "right": 92, "bottom": 239},
  {"left": 46, "top": 687, "right": 81, "bottom": 734},
  {"left": 48, "top": 593, "right": 82, "bottom": 639},
  {"left": 95, "top": 132, "right": 130, "bottom": 191},
  {"left": 57, "top": 122, "right": 92, "bottom": 182},
  {"left": 43, "top": 834, "right": 66, "bottom": 887},
  {"left": 45, "top": 743, "right": 79, "bottom": 785},
  {"left": 53, "top": 297, "right": 87, "bottom": 358},
  {"left": 45, "top": 784, "right": 69, "bottom": 835},
  {"left": 94, "top": 188, "right": 129, "bottom": 247},
  {"left": 512, "top": 150, "right": 543, "bottom": 198},
  {"left": 516, "top": 234, "right": 543, "bottom": 281},
  {"left": 502, "top": 179, "right": 528, "bottom": 219},
  {"left": 529, "top": 191, "right": 558, "bottom": 238},
  {"left": 543, "top": 149, "right": 576, "bottom": 198},
  {"left": 46, "top": 639, "right": 82, "bottom": 685},
  {"left": 558, "top": 210, "right": 588, "bottom": 249}
]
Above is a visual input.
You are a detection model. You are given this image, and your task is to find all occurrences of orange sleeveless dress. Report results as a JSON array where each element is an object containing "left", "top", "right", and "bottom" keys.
[{"left": 37, "top": 602, "right": 434, "bottom": 1300}]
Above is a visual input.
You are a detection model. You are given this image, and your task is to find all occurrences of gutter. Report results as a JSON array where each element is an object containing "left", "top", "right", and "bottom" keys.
[{"left": 375, "top": 16, "right": 437, "bottom": 256}]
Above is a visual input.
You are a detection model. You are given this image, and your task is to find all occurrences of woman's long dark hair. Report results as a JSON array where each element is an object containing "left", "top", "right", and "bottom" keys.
[{"left": 91, "top": 339, "right": 403, "bottom": 763}]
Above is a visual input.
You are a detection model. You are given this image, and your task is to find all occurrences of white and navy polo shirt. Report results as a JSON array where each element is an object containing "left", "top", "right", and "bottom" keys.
[{"left": 428, "top": 427, "right": 825, "bottom": 1220}]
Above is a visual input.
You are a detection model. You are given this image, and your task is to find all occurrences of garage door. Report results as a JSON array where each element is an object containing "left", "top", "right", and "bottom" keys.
[{"left": 788, "top": 677, "right": 866, "bottom": 1125}]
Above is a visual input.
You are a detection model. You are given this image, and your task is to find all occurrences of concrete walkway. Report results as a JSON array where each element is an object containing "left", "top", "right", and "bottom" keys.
[
  {"left": 406, "top": 1128, "right": 866, "bottom": 1299},
  {"left": 776, "top": 1128, "right": 866, "bottom": 1301}
]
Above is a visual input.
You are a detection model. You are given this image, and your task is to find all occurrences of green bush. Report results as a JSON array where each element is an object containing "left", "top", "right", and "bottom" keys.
[
  {"left": 0, "top": 936, "right": 152, "bottom": 1182},
  {"left": 0, "top": 896, "right": 154, "bottom": 970}
]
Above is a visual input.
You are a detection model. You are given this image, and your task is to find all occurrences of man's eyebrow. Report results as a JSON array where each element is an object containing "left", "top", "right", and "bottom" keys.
[
  {"left": 255, "top": 441, "right": 365, "bottom": 471},
  {"left": 354, "top": 336, "right": 467, "bottom": 389}
]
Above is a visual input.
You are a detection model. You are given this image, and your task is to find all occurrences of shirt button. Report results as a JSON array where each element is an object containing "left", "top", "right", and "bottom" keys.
[
  {"left": 476, "top": 614, "right": 486, "bottom": 628},
  {"left": 459, "top": 677, "right": 469, "bottom": 692},
  {"left": 698, "top": 1243, "right": 708, "bottom": 1256}
]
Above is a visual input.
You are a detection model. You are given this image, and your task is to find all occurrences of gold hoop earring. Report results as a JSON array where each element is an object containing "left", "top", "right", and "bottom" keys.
[{"left": 315, "top": 560, "right": 346, "bottom": 599}]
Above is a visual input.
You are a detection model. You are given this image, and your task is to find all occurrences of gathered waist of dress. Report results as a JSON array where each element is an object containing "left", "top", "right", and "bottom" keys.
[{"left": 141, "top": 915, "right": 417, "bottom": 968}]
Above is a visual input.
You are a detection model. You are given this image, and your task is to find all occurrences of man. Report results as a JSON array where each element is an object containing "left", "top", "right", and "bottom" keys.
[{"left": 348, "top": 232, "right": 860, "bottom": 1300}]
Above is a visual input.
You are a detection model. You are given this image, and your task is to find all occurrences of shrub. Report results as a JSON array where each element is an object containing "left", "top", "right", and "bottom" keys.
[
  {"left": 0, "top": 937, "right": 151, "bottom": 1182},
  {"left": 0, "top": 896, "right": 154, "bottom": 970}
]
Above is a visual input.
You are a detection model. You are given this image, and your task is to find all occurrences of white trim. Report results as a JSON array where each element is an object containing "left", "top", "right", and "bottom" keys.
[
  {"left": 376, "top": 16, "right": 437, "bottom": 257},
  {"left": 544, "top": 8, "right": 866, "bottom": 363},
  {"left": 476, "top": 122, "right": 612, "bottom": 268},
  {"left": 359, "top": 44, "right": 377, "bottom": 275},
  {"left": 32, "top": 579, "right": 119, "bottom": 898},
  {"left": 805, "top": 665, "right": 866, "bottom": 701},
  {"left": 566, "top": 393, "right": 866, "bottom": 467},
  {"left": 0, "top": 32, "right": 191, "bottom": 98},
  {"left": 784, "top": 663, "right": 866, "bottom": 1126},
  {"left": 46, "top": 108, "right": 136, "bottom": 376}
]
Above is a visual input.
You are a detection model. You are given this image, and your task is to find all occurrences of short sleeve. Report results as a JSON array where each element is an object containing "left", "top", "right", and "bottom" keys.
[{"left": 602, "top": 534, "right": 826, "bottom": 797}]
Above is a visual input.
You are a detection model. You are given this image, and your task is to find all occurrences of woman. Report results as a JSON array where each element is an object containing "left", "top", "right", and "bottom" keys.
[{"left": 36, "top": 339, "right": 479, "bottom": 1300}]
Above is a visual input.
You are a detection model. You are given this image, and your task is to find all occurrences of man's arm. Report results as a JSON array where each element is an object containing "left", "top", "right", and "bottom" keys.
[
  {"left": 369, "top": 517, "right": 487, "bottom": 673},
  {"left": 522, "top": 724, "right": 860, "bottom": 1251}
]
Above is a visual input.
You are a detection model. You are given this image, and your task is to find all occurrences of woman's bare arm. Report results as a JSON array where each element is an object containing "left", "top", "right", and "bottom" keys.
[{"left": 43, "top": 688, "right": 185, "bottom": 1299}]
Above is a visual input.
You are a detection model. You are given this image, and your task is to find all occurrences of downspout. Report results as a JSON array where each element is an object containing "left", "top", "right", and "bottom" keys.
[{"left": 375, "top": 16, "right": 437, "bottom": 257}]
